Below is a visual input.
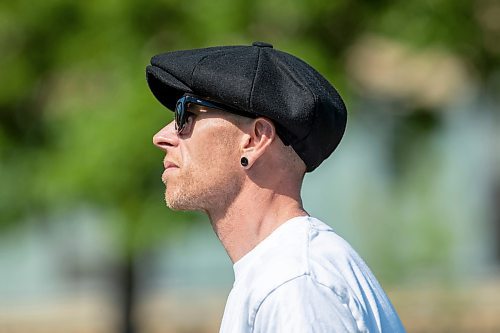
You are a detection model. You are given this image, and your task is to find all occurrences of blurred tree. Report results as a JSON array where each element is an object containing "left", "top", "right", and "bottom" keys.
[
  {"left": 0, "top": 0, "right": 498, "bottom": 331},
  {"left": 0, "top": 0, "right": 194, "bottom": 332}
]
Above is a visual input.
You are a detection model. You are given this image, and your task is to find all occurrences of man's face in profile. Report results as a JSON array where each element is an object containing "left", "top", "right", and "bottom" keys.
[{"left": 153, "top": 106, "right": 245, "bottom": 212}]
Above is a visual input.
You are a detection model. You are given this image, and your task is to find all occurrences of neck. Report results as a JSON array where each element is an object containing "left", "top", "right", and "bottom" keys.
[{"left": 207, "top": 183, "right": 308, "bottom": 263}]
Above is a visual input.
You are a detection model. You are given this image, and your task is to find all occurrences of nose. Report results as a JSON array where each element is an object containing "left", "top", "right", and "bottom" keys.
[{"left": 153, "top": 120, "right": 178, "bottom": 151}]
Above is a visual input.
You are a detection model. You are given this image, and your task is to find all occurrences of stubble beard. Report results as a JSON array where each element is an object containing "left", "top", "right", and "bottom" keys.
[{"left": 164, "top": 164, "right": 244, "bottom": 213}]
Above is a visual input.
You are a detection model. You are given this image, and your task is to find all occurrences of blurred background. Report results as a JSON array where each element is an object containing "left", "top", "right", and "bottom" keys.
[{"left": 0, "top": 0, "right": 499, "bottom": 332}]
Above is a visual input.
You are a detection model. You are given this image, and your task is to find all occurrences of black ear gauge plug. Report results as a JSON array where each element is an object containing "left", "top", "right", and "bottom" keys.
[{"left": 240, "top": 157, "right": 249, "bottom": 167}]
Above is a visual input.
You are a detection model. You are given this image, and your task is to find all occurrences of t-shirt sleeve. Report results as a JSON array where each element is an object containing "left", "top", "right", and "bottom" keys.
[{"left": 252, "top": 275, "right": 361, "bottom": 333}]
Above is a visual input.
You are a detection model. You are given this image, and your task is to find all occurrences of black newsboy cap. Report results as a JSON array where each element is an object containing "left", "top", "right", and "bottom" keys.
[{"left": 146, "top": 41, "right": 347, "bottom": 172}]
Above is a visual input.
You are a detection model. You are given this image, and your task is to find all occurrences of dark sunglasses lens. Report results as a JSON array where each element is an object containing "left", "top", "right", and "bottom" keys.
[{"left": 175, "top": 98, "right": 185, "bottom": 132}]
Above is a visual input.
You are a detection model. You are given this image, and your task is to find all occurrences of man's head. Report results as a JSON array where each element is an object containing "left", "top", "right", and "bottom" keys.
[{"left": 147, "top": 42, "right": 347, "bottom": 211}]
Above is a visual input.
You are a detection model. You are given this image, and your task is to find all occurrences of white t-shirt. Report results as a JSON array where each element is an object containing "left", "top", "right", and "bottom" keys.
[{"left": 219, "top": 216, "right": 405, "bottom": 333}]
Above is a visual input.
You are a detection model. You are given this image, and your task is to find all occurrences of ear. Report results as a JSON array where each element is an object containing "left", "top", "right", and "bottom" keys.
[{"left": 240, "top": 118, "right": 276, "bottom": 169}]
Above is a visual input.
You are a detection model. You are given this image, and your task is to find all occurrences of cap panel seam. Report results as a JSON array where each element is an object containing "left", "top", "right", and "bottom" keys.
[
  {"left": 285, "top": 62, "right": 319, "bottom": 171},
  {"left": 295, "top": 89, "right": 319, "bottom": 145},
  {"left": 190, "top": 49, "right": 236, "bottom": 94},
  {"left": 248, "top": 47, "right": 262, "bottom": 111},
  {"left": 285, "top": 58, "right": 319, "bottom": 147},
  {"left": 189, "top": 53, "right": 213, "bottom": 88}
]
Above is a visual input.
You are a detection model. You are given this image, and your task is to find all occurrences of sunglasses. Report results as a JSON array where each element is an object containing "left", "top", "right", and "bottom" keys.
[{"left": 174, "top": 94, "right": 257, "bottom": 134}]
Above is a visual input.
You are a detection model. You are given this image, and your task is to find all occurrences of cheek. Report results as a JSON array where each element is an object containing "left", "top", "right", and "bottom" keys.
[
  {"left": 197, "top": 141, "right": 238, "bottom": 172},
  {"left": 196, "top": 125, "right": 241, "bottom": 168}
]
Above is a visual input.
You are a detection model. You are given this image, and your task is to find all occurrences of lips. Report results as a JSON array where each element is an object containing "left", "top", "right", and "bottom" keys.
[
  {"left": 162, "top": 160, "right": 179, "bottom": 183},
  {"left": 163, "top": 160, "right": 178, "bottom": 170}
]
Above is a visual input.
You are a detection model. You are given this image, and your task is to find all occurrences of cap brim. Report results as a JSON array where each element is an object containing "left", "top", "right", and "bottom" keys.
[{"left": 146, "top": 65, "right": 193, "bottom": 112}]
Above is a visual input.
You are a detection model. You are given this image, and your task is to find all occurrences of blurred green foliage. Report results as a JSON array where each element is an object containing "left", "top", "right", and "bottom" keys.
[{"left": 0, "top": 0, "right": 498, "bottom": 270}]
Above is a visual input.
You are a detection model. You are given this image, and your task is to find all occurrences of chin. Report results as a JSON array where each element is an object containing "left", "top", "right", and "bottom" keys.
[{"left": 165, "top": 190, "right": 200, "bottom": 211}]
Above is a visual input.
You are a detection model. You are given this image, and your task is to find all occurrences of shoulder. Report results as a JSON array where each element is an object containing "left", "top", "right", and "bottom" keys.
[
  {"left": 235, "top": 217, "right": 404, "bottom": 333},
  {"left": 304, "top": 218, "right": 406, "bottom": 333},
  {"left": 253, "top": 275, "right": 361, "bottom": 333}
]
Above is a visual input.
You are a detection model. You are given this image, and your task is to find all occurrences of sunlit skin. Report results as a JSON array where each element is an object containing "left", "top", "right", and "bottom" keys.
[{"left": 153, "top": 105, "right": 308, "bottom": 263}]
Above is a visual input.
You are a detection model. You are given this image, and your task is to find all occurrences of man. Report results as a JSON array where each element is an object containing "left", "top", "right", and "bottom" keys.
[{"left": 147, "top": 41, "right": 405, "bottom": 332}]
